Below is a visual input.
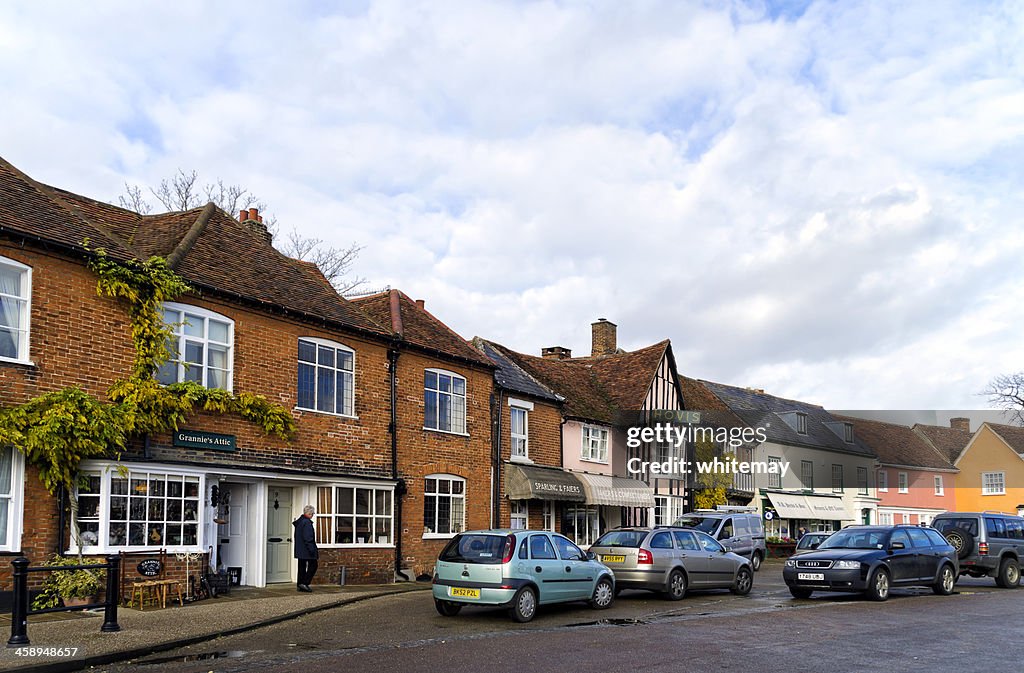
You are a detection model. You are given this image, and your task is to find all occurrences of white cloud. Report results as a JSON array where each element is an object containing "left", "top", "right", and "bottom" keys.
[{"left": 0, "top": 0, "right": 1022, "bottom": 409}]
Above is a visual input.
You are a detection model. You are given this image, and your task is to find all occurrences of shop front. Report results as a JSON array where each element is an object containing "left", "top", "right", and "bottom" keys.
[
  {"left": 568, "top": 472, "right": 656, "bottom": 546},
  {"left": 504, "top": 463, "right": 586, "bottom": 532},
  {"left": 762, "top": 490, "right": 856, "bottom": 539}
]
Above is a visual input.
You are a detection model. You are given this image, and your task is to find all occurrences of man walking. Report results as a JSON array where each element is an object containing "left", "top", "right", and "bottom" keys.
[{"left": 293, "top": 505, "right": 318, "bottom": 592}]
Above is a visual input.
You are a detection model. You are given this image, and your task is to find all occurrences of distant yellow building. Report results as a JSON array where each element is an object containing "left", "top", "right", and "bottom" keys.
[{"left": 953, "top": 423, "right": 1024, "bottom": 514}]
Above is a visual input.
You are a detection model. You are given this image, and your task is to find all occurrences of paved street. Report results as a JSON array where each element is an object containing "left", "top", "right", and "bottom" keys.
[{"left": 96, "top": 564, "right": 1024, "bottom": 673}]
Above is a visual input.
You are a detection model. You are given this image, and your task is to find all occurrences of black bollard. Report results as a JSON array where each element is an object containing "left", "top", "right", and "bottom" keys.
[
  {"left": 100, "top": 554, "right": 121, "bottom": 633},
  {"left": 7, "top": 557, "right": 29, "bottom": 647}
]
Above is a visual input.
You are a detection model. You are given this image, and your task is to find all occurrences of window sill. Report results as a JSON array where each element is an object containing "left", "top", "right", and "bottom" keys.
[
  {"left": 423, "top": 427, "right": 470, "bottom": 438},
  {"left": 579, "top": 458, "right": 608, "bottom": 465},
  {"left": 318, "top": 543, "right": 395, "bottom": 549},
  {"left": 509, "top": 455, "right": 533, "bottom": 465},
  {"left": 982, "top": 492, "right": 1006, "bottom": 496},
  {"left": 294, "top": 407, "right": 359, "bottom": 421},
  {"left": 0, "top": 357, "right": 35, "bottom": 368},
  {"left": 897, "top": 490, "right": 909, "bottom": 494},
  {"left": 422, "top": 533, "right": 458, "bottom": 540},
  {"left": 67, "top": 545, "right": 205, "bottom": 555}
]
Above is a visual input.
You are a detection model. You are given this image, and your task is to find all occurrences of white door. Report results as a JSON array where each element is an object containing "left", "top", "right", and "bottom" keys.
[
  {"left": 266, "top": 487, "right": 293, "bottom": 584},
  {"left": 217, "top": 483, "right": 248, "bottom": 585}
]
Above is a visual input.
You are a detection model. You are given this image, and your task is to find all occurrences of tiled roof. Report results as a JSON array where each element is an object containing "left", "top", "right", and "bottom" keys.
[
  {"left": 350, "top": 290, "right": 493, "bottom": 367},
  {"left": 913, "top": 424, "right": 973, "bottom": 464},
  {"left": 834, "top": 415, "right": 954, "bottom": 470},
  {"left": 473, "top": 339, "right": 562, "bottom": 403},
  {"left": 984, "top": 423, "right": 1024, "bottom": 457},
  {"left": 679, "top": 376, "right": 732, "bottom": 412},
  {"left": 585, "top": 341, "right": 669, "bottom": 411},
  {"left": 702, "top": 381, "right": 876, "bottom": 457}
]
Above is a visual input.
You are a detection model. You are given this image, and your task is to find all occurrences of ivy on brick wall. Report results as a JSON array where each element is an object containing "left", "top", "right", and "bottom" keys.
[{"left": 0, "top": 249, "right": 296, "bottom": 497}]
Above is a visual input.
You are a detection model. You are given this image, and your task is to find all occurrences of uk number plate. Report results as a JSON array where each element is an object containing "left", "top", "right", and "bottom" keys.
[
  {"left": 602, "top": 555, "right": 626, "bottom": 563},
  {"left": 798, "top": 572, "right": 825, "bottom": 581},
  {"left": 449, "top": 587, "right": 480, "bottom": 599}
]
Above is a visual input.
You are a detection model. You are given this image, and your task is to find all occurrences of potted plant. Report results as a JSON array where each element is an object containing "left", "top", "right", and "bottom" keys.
[
  {"left": 32, "top": 555, "right": 105, "bottom": 610},
  {"left": 765, "top": 536, "right": 797, "bottom": 558}
]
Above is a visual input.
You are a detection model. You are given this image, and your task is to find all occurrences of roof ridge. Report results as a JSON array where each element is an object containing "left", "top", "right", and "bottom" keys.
[
  {"left": 166, "top": 202, "right": 216, "bottom": 269},
  {"left": 389, "top": 289, "right": 404, "bottom": 336},
  {"left": 44, "top": 183, "right": 147, "bottom": 243}
]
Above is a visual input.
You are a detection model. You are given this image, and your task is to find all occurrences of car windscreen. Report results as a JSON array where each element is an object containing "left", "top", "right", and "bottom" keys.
[
  {"left": 673, "top": 516, "right": 719, "bottom": 534},
  {"left": 932, "top": 518, "right": 978, "bottom": 536},
  {"left": 592, "top": 530, "right": 647, "bottom": 548},
  {"left": 439, "top": 534, "right": 507, "bottom": 563},
  {"left": 797, "top": 534, "right": 828, "bottom": 549},
  {"left": 818, "top": 529, "right": 887, "bottom": 550}
]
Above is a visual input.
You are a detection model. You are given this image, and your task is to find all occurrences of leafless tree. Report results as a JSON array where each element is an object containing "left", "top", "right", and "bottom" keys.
[
  {"left": 984, "top": 373, "right": 1024, "bottom": 425},
  {"left": 117, "top": 171, "right": 367, "bottom": 294}
]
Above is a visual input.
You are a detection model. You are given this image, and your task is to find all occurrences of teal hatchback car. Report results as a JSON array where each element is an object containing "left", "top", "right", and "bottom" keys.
[{"left": 432, "top": 529, "right": 616, "bottom": 622}]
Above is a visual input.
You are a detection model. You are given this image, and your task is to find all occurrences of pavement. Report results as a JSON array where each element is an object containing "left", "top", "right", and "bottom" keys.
[{"left": 0, "top": 581, "right": 432, "bottom": 673}]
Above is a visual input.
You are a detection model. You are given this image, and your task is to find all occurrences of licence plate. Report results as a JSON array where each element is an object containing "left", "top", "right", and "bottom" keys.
[
  {"left": 602, "top": 555, "right": 626, "bottom": 563},
  {"left": 449, "top": 587, "right": 480, "bottom": 599},
  {"left": 798, "top": 573, "right": 825, "bottom": 581}
]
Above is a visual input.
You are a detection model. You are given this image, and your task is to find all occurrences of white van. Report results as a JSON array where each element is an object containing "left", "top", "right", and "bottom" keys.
[{"left": 673, "top": 507, "right": 767, "bottom": 571}]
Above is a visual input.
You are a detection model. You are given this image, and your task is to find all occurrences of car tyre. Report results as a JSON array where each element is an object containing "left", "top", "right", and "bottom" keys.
[
  {"left": 666, "top": 569, "right": 687, "bottom": 601},
  {"left": 933, "top": 564, "right": 956, "bottom": 596},
  {"left": 865, "top": 567, "right": 890, "bottom": 602},
  {"left": 509, "top": 586, "right": 538, "bottom": 623},
  {"left": 434, "top": 599, "right": 462, "bottom": 617},
  {"left": 750, "top": 552, "right": 763, "bottom": 572},
  {"left": 789, "top": 587, "right": 813, "bottom": 599},
  {"left": 730, "top": 566, "right": 753, "bottom": 596},
  {"left": 944, "top": 529, "right": 974, "bottom": 560},
  {"left": 996, "top": 558, "right": 1021, "bottom": 589},
  {"left": 590, "top": 577, "right": 614, "bottom": 609}
]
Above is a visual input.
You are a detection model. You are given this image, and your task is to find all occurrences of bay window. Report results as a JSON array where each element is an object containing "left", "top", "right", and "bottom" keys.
[{"left": 315, "top": 484, "right": 393, "bottom": 545}]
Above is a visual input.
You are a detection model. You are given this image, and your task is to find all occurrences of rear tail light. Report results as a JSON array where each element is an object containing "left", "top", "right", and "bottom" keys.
[
  {"left": 502, "top": 534, "right": 516, "bottom": 563},
  {"left": 979, "top": 542, "right": 989, "bottom": 556},
  {"left": 638, "top": 549, "right": 653, "bottom": 565}
]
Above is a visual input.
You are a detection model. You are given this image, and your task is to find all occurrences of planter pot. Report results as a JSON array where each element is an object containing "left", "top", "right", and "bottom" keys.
[
  {"left": 766, "top": 543, "right": 797, "bottom": 559},
  {"left": 62, "top": 595, "right": 96, "bottom": 607}
]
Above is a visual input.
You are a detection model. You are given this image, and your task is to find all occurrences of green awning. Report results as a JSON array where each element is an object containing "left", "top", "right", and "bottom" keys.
[{"left": 505, "top": 464, "right": 586, "bottom": 502}]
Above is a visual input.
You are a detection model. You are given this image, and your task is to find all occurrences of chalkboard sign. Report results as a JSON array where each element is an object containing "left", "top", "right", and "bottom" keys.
[{"left": 137, "top": 559, "right": 163, "bottom": 577}]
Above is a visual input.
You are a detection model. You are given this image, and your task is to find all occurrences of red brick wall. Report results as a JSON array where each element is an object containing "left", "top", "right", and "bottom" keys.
[{"left": 495, "top": 395, "right": 565, "bottom": 531}]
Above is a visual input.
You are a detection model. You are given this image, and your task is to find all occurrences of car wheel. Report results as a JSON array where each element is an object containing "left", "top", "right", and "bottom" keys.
[
  {"left": 730, "top": 566, "right": 753, "bottom": 596},
  {"left": 996, "top": 558, "right": 1021, "bottom": 589},
  {"left": 509, "top": 586, "right": 538, "bottom": 623},
  {"left": 933, "top": 564, "right": 956, "bottom": 596},
  {"left": 944, "top": 529, "right": 974, "bottom": 560},
  {"left": 751, "top": 552, "right": 763, "bottom": 572},
  {"left": 590, "top": 577, "right": 614, "bottom": 609},
  {"left": 865, "top": 568, "right": 890, "bottom": 601},
  {"left": 434, "top": 599, "right": 462, "bottom": 617},
  {"left": 789, "top": 587, "right": 813, "bottom": 599},
  {"left": 666, "top": 569, "right": 687, "bottom": 601}
]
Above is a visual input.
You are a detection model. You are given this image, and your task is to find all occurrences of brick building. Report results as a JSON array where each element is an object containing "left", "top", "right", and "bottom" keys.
[{"left": 0, "top": 155, "right": 493, "bottom": 598}]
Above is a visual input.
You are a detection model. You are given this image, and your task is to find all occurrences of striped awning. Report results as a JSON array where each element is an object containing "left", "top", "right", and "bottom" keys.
[
  {"left": 572, "top": 472, "right": 656, "bottom": 508},
  {"left": 505, "top": 464, "right": 586, "bottom": 502},
  {"left": 766, "top": 490, "right": 854, "bottom": 521}
]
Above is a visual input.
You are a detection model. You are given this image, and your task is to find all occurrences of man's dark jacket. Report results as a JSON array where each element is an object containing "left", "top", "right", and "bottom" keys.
[{"left": 293, "top": 516, "right": 318, "bottom": 559}]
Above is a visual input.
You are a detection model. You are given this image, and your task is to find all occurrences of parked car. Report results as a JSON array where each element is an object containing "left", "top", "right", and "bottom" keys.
[
  {"left": 792, "top": 531, "right": 833, "bottom": 556},
  {"left": 931, "top": 512, "right": 1023, "bottom": 588},
  {"left": 782, "top": 525, "right": 958, "bottom": 601},
  {"left": 432, "top": 530, "right": 615, "bottom": 622},
  {"left": 673, "top": 508, "right": 767, "bottom": 571},
  {"left": 588, "top": 526, "right": 753, "bottom": 600}
]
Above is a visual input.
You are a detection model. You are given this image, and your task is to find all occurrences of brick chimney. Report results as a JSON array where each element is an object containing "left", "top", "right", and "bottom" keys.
[
  {"left": 950, "top": 417, "right": 970, "bottom": 432},
  {"left": 591, "top": 318, "right": 617, "bottom": 356},
  {"left": 239, "top": 208, "right": 272, "bottom": 245},
  {"left": 541, "top": 346, "right": 572, "bottom": 360},
  {"left": 415, "top": 299, "right": 425, "bottom": 310}
]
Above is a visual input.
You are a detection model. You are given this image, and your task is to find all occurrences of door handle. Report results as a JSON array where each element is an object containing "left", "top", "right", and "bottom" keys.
[
  {"left": 268, "top": 537, "right": 283, "bottom": 542},
  {"left": 221, "top": 539, "right": 230, "bottom": 544},
  {"left": 535, "top": 566, "right": 543, "bottom": 573}
]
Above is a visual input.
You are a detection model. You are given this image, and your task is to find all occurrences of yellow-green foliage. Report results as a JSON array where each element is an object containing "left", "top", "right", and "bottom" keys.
[
  {"left": 692, "top": 436, "right": 731, "bottom": 510},
  {"left": 0, "top": 250, "right": 296, "bottom": 496}
]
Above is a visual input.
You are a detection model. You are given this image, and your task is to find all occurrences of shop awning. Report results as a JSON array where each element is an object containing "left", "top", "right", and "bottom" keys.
[
  {"left": 505, "top": 464, "right": 585, "bottom": 502},
  {"left": 766, "top": 491, "right": 855, "bottom": 521},
  {"left": 572, "top": 472, "right": 656, "bottom": 508}
]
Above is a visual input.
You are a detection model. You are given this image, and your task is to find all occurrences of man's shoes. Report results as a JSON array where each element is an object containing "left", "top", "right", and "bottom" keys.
[{"left": 297, "top": 584, "right": 313, "bottom": 592}]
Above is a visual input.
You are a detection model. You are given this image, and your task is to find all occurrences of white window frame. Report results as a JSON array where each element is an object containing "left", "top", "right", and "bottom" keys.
[
  {"left": 982, "top": 471, "right": 1006, "bottom": 496},
  {"left": 510, "top": 500, "right": 528, "bottom": 530},
  {"left": 581, "top": 425, "right": 609, "bottom": 463},
  {"left": 878, "top": 511, "right": 894, "bottom": 525},
  {"left": 832, "top": 464, "right": 844, "bottom": 493},
  {"left": 297, "top": 337, "right": 356, "bottom": 418},
  {"left": 0, "top": 256, "right": 31, "bottom": 364},
  {"left": 157, "top": 303, "right": 234, "bottom": 391},
  {"left": 795, "top": 412, "right": 807, "bottom": 434},
  {"left": 898, "top": 472, "right": 909, "bottom": 494},
  {"left": 934, "top": 475, "right": 944, "bottom": 496},
  {"left": 0, "top": 446, "right": 25, "bottom": 552},
  {"left": 878, "top": 470, "right": 888, "bottom": 492},
  {"left": 542, "top": 500, "right": 556, "bottom": 532},
  {"left": 509, "top": 402, "right": 530, "bottom": 461},
  {"left": 423, "top": 474, "right": 466, "bottom": 539},
  {"left": 857, "top": 466, "right": 869, "bottom": 495},
  {"left": 564, "top": 504, "right": 601, "bottom": 547},
  {"left": 768, "top": 456, "right": 782, "bottom": 489},
  {"left": 72, "top": 465, "right": 206, "bottom": 553},
  {"left": 844, "top": 422, "right": 854, "bottom": 443},
  {"left": 800, "top": 460, "right": 813, "bottom": 489},
  {"left": 424, "top": 369, "right": 468, "bottom": 435},
  {"left": 314, "top": 483, "right": 393, "bottom": 547},
  {"left": 653, "top": 495, "right": 686, "bottom": 526}
]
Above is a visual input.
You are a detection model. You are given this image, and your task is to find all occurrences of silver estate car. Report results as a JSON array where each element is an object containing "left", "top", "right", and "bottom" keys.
[{"left": 588, "top": 526, "right": 754, "bottom": 600}]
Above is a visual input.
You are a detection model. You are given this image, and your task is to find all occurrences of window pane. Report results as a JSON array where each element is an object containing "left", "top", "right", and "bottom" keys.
[
  {"left": 0, "top": 297, "right": 20, "bottom": 329},
  {"left": 317, "top": 366, "right": 335, "bottom": 412},
  {"left": 154, "top": 360, "right": 174, "bottom": 385},
  {"left": 297, "top": 362, "right": 316, "bottom": 409},
  {"left": 437, "top": 499, "right": 451, "bottom": 534},
  {"left": 184, "top": 341, "right": 204, "bottom": 365},
  {"left": 183, "top": 314, "right": 203, "bottom": 337},
  {"left": 298, "top": 340, "right": 316, "bottom": 363},
  {"left": 0, "top": 447, "right": 12, "bottom": 494},
  {"left": 129, "top": 523, "right": 146, "bottom": 546},
  {"left": 208, "top": 368, "right": 228, "bottom": 390},
  {"left": 167, "top": 500, "right": 182, "bottom": 521},
  {"left": 355, "top": 517, "right": 370, "bottom": 543},
  {"left": 317, "top": 345, "right": 335, "bottom": 368},
  {"left": 208, "top": 345, "right": 228, "bottom": 370},
  {"left": 424, "top": 390, "right": 438, "bottom": 429},
  {"left": 438, "top": 374, "right": 451, "bottom": 393},
  {"left": 0, "top": 266, "right": 22, "bottom": 297},
  {"left": 452, "top": 395, "right": 465, "bottom": 433},
  {"left": 165, "top": 525, "right": 181, "bottom": 546},
  {"left": 338, "top": 487, "right": 354, "bottom": 515},
  {"left": 424, "top": 497, "right": 437, "bottom": 533},
  {"left": 335, "top": 517, "right": 354, "bottom": 544},
  {"left": 355, "top": 489, "right": 370, "bottom": 514},
  {"left": 453, "top": 377, "right": 465, "bottom": 395},
  {"left": 336, "top": 371, "right": 348, "bottom": 415},
  {"left": 166, "top": 479, "right": 182, "bottom": 498},
  {"left": 376, "top": 490, "right": 390, "bottom": 516},
  {"left": 338, "top": 350, "right": 353, "bottom": 371},
  {"left": 162, "top": 308, "right": 179, "bottom": 329},
  {"left": 208, "top": 320, "right": 229, "bottom": 344},
  {"left": 438, "top": 393, "right": 451, "bottom": 431},
  {"left": 182, "top": 524, "right": 198, "bottom": 545},
  {"left": 0, "top": 328, "right": 17, "bottom": 359},
  {"left": 451, "top": 480, "right": 464, "bottom": 495},
  {"left": 425, "top": 370, "right": 437, "bottom": 390}
]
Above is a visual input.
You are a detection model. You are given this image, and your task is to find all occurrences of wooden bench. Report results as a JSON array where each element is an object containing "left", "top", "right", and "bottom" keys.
[{"left": 119, "top": 549, "right": 183, "bottom": 610}]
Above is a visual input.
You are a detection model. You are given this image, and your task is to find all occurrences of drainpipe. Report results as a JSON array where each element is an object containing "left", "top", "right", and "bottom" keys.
[
  {"left": 388, "top": 346, "right": 406, "bottom": 581},
  {"left": 490, "top": 390, "right": 503, "bottom": 528},
  {"left": 56, "top": 484, "right": 67, "bottom": 556}
]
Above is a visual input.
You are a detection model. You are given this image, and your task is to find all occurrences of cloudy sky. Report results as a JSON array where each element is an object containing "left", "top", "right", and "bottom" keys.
[{"left": 1, "top": 0, "right": 1022, "bottom": 410}]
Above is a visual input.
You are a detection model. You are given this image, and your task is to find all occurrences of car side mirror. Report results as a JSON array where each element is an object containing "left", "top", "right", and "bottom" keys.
[
  {"left": 585, "top": 550, "right": 596, "bottom": 561},
  {"left": 889, "top": 541, "right": 905, "bottom": 550}
]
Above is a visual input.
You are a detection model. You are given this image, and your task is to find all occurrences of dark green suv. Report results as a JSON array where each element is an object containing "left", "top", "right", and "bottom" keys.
[{"left": 932, "top": 512, "right": 1024, "bottom": 588}]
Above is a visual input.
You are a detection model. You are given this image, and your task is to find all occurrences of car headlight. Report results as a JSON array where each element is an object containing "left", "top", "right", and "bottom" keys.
[
  {"left": 833, "top": 560, "right": 860, "bottom": 570},
  {"left": 784, "top": 559, "right": 796, "bottom": 567}
]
